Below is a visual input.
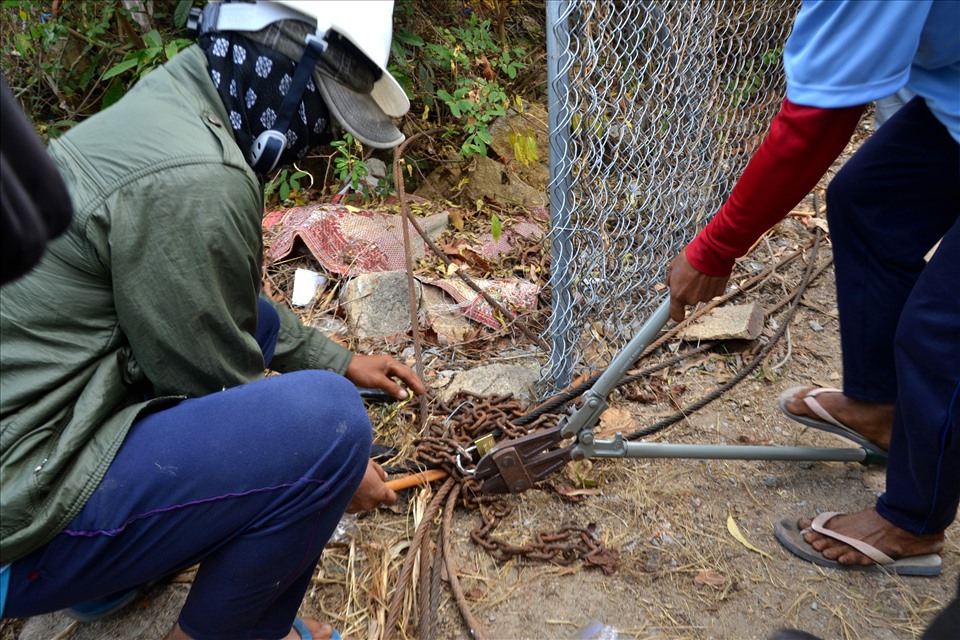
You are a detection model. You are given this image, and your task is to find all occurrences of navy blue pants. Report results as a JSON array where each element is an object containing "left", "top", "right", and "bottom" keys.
[
  {"left": 826, "top": 97, "right": 960, "bottom": 534},
  {"left": 4, "top": 299, "right": 371, "bottom": 639}
]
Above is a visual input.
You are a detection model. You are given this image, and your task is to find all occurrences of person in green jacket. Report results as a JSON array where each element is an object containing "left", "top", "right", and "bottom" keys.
[{"left": 0, "top": 2, "right": 424, "bottom": 638}]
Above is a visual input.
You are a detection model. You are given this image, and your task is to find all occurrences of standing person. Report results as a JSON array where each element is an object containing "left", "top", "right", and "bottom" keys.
[
  {"left": 0, "top": 2, "right": 425, "bottom": 638},
  {"left": 667, "top": 0, "right": 958, "bottom": 575}
]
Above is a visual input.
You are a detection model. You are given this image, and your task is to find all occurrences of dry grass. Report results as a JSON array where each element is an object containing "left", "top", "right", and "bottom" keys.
[{"left": 289, "top": 368, "right": 958, "bottom": 640}]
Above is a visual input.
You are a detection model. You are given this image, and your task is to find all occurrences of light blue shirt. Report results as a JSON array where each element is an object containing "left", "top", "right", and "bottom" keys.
[
  {"left": 0, "top": 563, "right": 8, "bottom": 617},
  {"left": 784, "top": 0, "right": 960, "bottom": 141}
]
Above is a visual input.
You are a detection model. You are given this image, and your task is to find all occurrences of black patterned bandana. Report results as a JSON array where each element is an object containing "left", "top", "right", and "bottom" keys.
[{"left": 199, "top": 32, "right": 333, "bottom": 173}]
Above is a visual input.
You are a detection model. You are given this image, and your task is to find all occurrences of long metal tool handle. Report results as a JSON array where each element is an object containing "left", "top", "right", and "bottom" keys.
[{"left": 560, "top": 296, "right": 672, "bottom": 438}]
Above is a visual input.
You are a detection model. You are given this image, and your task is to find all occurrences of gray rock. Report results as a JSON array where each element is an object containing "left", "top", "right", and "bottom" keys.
[
  {"left": 340, "top": 271, "right": 421, "bottom": 339},
  {"left": 415, "top": 155, "right": 546, "bottom": 208},
  {"left": 679, "top": 303, "right": 764, "bottom": 342},
  {"left": 438, "top": 361, "right": 541, "bottom": 405},
  {"left": 488, "top": 101, "right": 550, "bottom": 193}
]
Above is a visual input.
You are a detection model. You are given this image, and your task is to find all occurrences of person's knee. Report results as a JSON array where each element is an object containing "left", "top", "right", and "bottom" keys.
[
  {"left": 825, "top": 164, "right": 862, "bottom": 227},
  {"left": 268, "top": 370, "right": 372, "bottom": 453}
]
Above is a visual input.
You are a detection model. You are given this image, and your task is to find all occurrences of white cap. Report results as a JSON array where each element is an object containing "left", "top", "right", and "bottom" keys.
[{"left": 202, "top": 0, "right": 409, "bottom": 148}]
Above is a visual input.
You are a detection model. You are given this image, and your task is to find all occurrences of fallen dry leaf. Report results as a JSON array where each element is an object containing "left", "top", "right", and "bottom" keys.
[
  {"left": 583, "top": 547, "right": 620, "bottom": 575},
  {"left": 806, "top": 217, "right": 829, "bottom": 234},
  {"left": 596, "top": 406, "right": 636, "bottom": 439},
  {"left": 726, "top": 514, "right": 773, "bottom": 559},
  {"left": 694, "top": 569, "right": 726, "bottom": 586}
]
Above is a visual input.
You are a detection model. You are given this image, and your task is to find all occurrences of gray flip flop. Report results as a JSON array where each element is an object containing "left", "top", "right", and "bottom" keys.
[
  {"left": 774, "top": 513, "right": 941, "bottom": 576},
  {"left": 778, "top": 386, "right": 888, "bottom": 463}
]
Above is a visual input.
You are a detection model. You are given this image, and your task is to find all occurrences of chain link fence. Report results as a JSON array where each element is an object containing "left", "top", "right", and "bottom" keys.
[{"left": 542, "top": 0, "right": 799, "bottom": 392}]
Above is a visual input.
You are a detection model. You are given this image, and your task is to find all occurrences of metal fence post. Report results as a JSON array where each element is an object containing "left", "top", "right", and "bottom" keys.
[{"left": 545, "top": 0, "right": 575, "bottom": 392}]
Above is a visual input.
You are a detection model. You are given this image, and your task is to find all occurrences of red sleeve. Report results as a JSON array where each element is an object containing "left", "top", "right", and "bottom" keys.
[{"left": 684, "top": 98, "right": 865, "bottom": 277}]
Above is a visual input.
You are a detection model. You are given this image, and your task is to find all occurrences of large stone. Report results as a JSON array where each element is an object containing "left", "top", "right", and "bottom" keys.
[
  {"left": 488, "top": 101, "right": 550, "bottom": 192},
  {"left": 438, "top": 361, "right": 541, "bottom": 405},
  {"left": 415, "top": 155, "right": 546, "bottom": 208},
  {"left": 464, "top": 155, "right": 546, "bottom": 207},
  {"left": 679, "top": 303, "right": 765, "bottom": 342},
  {"left": 340, "top": 271, "right": 421, "bottom": 339}
]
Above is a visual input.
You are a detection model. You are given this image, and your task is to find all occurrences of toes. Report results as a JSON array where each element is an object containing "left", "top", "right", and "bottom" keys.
[
  {"left": 810, "top": 536, "right": 833, "bottom": 553},
  {"left": 835, "top": 549, "right": 873, "bottom": 567}
]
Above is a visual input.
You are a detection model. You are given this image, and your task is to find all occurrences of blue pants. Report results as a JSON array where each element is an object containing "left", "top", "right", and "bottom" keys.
[
  {"left": 826, "top": 97, "right": 960, "bottom": 535},
  {"left": 4, "top": 299, "right": 371, "bottom": 639}
]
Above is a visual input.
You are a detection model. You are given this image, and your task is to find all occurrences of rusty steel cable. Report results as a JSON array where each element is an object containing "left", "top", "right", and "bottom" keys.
[
  {"left": 626, "top": 231, "right": 827, "bottom": 439},
  {"left": 441, "top": 484, "right": 491, "bottom": 640},
  {"left": 385, "top": 477, "right": 456, "bottom": 640},
  {"left": 417, "top": 534, "right": 436, "bottom": 640}
]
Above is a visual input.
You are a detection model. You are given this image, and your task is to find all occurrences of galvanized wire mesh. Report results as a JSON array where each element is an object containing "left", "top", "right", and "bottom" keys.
[{"left": 543, "top": 0, "right": 799, "bottom": 392}]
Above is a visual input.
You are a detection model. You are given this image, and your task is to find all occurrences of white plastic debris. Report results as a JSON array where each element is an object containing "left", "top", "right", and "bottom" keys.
[{"left": 290, "top": 268, "right": 327, "bottom": 306}]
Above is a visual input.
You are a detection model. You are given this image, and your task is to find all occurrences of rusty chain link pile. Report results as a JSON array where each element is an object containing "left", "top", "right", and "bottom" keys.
[{"left": 385, "top": 394, "right": 622, "bottom": 640}]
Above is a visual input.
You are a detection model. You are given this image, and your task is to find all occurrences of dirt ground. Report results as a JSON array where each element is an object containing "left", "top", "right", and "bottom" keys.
[
  {"left": 293, "top": 237, "right": 958, "bottom": 640},
  {"left": 4, "top": 121, "right": 957, "bottom": 640},
  {"left": 289, "top": 125, "right": 958, "bottom": 638}
]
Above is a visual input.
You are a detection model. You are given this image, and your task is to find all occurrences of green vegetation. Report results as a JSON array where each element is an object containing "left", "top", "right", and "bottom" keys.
[{"left": 1, "top": 0, "right": 546, "bottom": 204}]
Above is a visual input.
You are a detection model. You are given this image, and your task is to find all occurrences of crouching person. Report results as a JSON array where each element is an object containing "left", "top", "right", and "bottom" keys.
[{"left": 0, "top": 2, "right": 423, "bottom": 638}]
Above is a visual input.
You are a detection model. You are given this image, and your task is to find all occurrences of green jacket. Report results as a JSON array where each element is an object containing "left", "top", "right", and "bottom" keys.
[{"left": 0, "top": 45, "right": 353, "bottom": 564}]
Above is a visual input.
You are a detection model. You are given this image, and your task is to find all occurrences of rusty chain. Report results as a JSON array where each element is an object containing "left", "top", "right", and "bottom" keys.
[{"left": 412, "top": 393, "right": 619, "bottom": 573}]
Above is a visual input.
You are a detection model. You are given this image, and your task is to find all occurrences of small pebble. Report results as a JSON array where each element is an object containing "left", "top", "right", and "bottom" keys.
[
  {"left": 809, "top": 320, "right": 824, "bottom": 332},
  {"left": 799, "top": 461, "right": 815, "bottom": 470},
  {"left": 811, "top": 602, "right": 819, "bottom": 611},
  {"left": 488, "top": 615, "right": 497, "bottom": 622},
  {"left": 764, "top": 476, "right": 778, "bottom": 488}
]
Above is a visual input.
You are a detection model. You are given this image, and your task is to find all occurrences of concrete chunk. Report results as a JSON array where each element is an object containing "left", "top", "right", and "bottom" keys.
[
  {"left": 679, "top": 303, "right": 764, "bottom": 342},
  {"left": 438, "top": 362, "right": 541, "bottom": 405},
  {"left": 340, "top": 271, "right": 421, "bottom": 339}
]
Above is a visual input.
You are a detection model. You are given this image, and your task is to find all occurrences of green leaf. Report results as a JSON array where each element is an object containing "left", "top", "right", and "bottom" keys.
[
  {"left": 394, "top": 31, "right": 424, "bottom": 46},
  {"left": 491, "top": 213, "right": 502, "bottom": 242},
  {"left": 174, "top": 0, "right": 193, "bottom": 28},
  {"left": 142, "top": 30, "right": 162, "bottom": 49},
  {"left": 102, "top": 58, "right": 139, "bottom": 80},
  {"left": 100, "top": 81, "right": 125, "bottom": 109},
  {"left": 279, "top": 181, "right": 290, "bottom": 201},
  {"left": 164, "top": 41, "right": 179, "bottom": 61}
]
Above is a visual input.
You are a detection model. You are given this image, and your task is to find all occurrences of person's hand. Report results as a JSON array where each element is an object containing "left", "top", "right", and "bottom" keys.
[
  {"left": 666, "top": 249, "right": 730, "bottom": 322},
  {"left": 345, "top": 354, "right": 426, "bottom": 400},
  {"left": 345, "top": 460, "right": 396, "bottom": 514}
]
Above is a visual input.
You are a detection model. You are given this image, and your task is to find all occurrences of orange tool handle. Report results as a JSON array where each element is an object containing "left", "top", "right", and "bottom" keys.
[{"left": 385, "top": 469, "right": 449, "bottom": 492}]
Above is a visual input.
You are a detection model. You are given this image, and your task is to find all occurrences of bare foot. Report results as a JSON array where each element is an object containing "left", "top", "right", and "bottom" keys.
[
  {"left": 785, "top": 388, "right": 894, "bottom": 451},
  {"left": 164, "top": 618, "right": 335, "bottom": 640},
  {"left": 798, "top": 508, "right": 944, "bottom": 567}
]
